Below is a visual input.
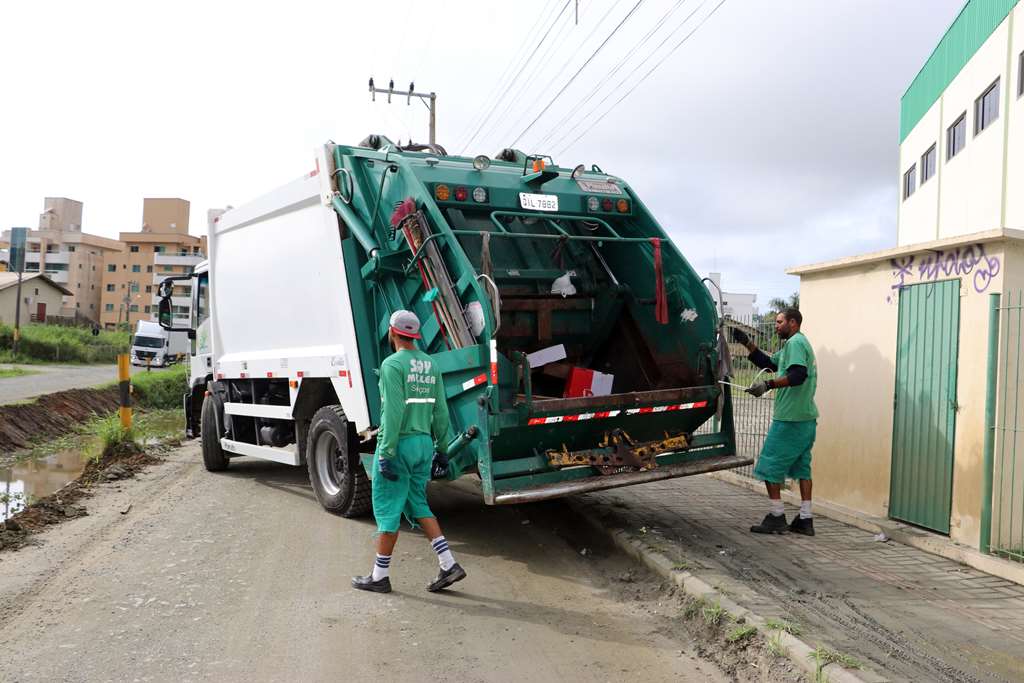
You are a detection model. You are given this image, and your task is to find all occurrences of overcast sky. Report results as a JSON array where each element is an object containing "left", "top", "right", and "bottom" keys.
[{"left": 0, "top": 0, "right": 963, "bottom": 306}]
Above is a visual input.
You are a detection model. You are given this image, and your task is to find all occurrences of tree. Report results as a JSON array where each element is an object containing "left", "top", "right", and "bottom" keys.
[{"left": 767, "top": 292, "right": 800, "bottom": 314}]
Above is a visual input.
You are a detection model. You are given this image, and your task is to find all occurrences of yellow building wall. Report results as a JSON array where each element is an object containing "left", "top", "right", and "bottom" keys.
[{"left": 798, "top": 236, "right": 1015, "bottom": 547}]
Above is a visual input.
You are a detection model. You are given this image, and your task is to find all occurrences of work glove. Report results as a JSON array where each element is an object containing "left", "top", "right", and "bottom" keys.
[
  {"left": 378, "top": 457, "right": 399, "bottom": 482},
  {"left": 745, "top": 381, "right": 770, "bottom": 398},
  {"left": 730, "top": 328, "right": 750, "bottom": 346},
  {"left": 431, "top": 451, "right": 450, "bottom": 480}
]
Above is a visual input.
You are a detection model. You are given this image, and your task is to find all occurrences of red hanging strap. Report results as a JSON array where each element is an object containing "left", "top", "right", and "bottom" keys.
[{"left": 651, "top": 238, "right": 668, "bottom": 325}]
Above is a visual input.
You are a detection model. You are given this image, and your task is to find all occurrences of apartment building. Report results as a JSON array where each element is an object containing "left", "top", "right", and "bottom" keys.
[
  {"left": 0, "top": 197, "right": 124, "bottom": 323},
  {"left": 99, "top": 198, "right": 206, "bottom": 329}
]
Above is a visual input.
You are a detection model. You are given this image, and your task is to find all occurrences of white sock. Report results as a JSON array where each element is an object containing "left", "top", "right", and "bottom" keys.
[
  {"left": 431, "top": 535, "right": 456, "bottom": 571},
  {"left": 371, "top": 553, "right": 391, "bottom": 581},
  {"left": 770, "top": 500, "right": 785, "bottom": 517},
  {"left": 800, "top": 501, "right": 812, "bottom": 519}
]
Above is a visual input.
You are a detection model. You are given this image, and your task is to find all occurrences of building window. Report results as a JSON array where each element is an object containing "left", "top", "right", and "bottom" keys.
[
  {"left": 68, "top": 245, "right": 76, "bottom": 252},
  {"left": 145, "top": 285, "right": 152, "bottom": 293},
  {"left": 105, "top": 303, "right": 114, "bottom": 312},
  {"left": 89, "top": 304, "right": 94, "bottom": 310},
  {"left": 903, "top": 164, "right": 917, "bottom": 200},
  {"left": 76, "top": 302, "right": 80, "bottom": 309},
  {"left": 132, "top": 264, "right": 141, "bottom": 272},
  {"left": 26, "top": 262, "right": 39, "bottom": 271},
  {"left": 144, "top": 305, "right": 151, "bottom": 314},
  {"left": 107, "top": 264, "right": 116, "bottom": 272},
  {"left": 34, "top": 288, "right": 39, "bottom": 295},
  {"left": 146, "top": 265, "right": 153, "bottom": 273},
  {"left": 920, "top": 145, "right": 936, "bottom": 184},
  {"left": 1019, "top": 51, "right": 1024, "bottom": 98},
  {"left": 129, "top": 304, "right": 139, "bottom": 312},
  {"left": 106, "top": 284, "right": 115, "bottom": 292},
  {"left": 130, "top": 245, "right": 140, "bottom": 253},
  {"left": 154, "top": 245, "right": 165, "bottom": 253},
  {"left": 77, "top": 283, "right": 81, "bottom": 289},
  {"left": 947, "top": 113, "right": 966, "bottom": 160},
  {"left": 78, "top": 264, "right": 82, "bottom": 269},
  {"left": 975, "top": 78, "right": 1000, "bottom": 135}
]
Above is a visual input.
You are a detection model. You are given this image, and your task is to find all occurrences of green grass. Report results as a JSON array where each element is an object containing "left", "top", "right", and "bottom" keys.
[
  {"left": 765, "top": 631, "right": 787, "bottom": 658},
  {"left": 0, "top": 323, "right": 130, "bottom": 364},
  {"left": 726, "top": 624, "right": 757, "bottom": 643},
  {"left": 765, "top": 618, "right": 803, "bottom": 636},
  {"left": 131, "top": 364, "right": 189, "bottom": 409},
  {"left": 808, "top": 646, "right": 862, "bottom": 671},
  {"left": 0, "top": 366, "right": 38, "bottom": 379},
  {"left": 701, "top": 601, "right": 726, "bottom": 627}
]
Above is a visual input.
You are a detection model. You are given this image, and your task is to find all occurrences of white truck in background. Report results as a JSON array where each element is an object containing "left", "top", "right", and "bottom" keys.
[{"left": 131, "top": 319, "right": 188, "bottom": 367}]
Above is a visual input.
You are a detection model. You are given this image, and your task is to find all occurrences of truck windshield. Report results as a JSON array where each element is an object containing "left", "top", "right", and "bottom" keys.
[{"left": 133, "top": 335, "right": 164, "bottom": 349}]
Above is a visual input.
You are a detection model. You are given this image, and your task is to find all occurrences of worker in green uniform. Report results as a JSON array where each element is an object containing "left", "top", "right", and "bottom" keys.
[
  {"left": 732, "top": 308, "right": 818, "bottom": 536},
  {"left": 352, "top": 310, "right": 467, "bottom": 593}
]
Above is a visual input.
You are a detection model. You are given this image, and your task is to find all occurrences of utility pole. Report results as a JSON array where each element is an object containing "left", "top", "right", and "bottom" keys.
[
  {"left": 368, "top": 77, "right": 437, "bottom": 146},
  {"left": 9, "top": 227, "right": 28, "bottom": 356}
]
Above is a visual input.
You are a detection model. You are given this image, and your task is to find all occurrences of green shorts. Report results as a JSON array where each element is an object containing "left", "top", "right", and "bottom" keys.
[
  {"left": 753, "top": 420, "right": 816, "bottom": 484},
  {"left": 372, "top": 434, "right": 435, "bottom": 533}
]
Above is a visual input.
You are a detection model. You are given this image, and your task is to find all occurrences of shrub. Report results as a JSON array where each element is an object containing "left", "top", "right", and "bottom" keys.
[
  {"left": 132, "top": 364, "right": 189, "bottom": 409},
  {"left": 0, "top": 323, "right": 130, "bottom": 363}
]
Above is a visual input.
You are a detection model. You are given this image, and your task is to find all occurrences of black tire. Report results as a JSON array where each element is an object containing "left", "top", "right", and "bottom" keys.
[
  {"left": 200, "top": 392, "right": 229, "bottom": 472},
  {"left": 306, "top": 405, "right": 371, "bottom": 517}
]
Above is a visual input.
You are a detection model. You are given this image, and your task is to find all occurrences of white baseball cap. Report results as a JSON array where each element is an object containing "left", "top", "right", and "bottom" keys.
[{"left": 389, "top": 309, "right": 422, "bottom": 339}]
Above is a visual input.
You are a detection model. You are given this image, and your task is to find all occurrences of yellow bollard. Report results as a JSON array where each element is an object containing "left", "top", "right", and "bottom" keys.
[{"left": 118, "top": 353, "right": 132, "bottom": 430}]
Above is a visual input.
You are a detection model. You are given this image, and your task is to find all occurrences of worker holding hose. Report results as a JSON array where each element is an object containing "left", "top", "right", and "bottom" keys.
[
  {"left": 731, "top": 308, "right": 818, "bottom": 536},
  {"left": 352, "top": 309, "right": 467, "bottom": 594}
]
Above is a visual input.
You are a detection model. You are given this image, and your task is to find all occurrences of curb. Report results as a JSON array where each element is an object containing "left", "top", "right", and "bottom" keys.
[
  {"left": 711, "top": 470, "right": 1024, "bottom": 588},
  {"left": 568, "top": 498, "right": 888, "bottom": 683}
]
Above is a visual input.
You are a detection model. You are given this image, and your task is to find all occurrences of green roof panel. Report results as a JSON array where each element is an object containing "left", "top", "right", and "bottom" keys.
[{"left": 900, "top": 0, "right": 1019, "bottom": 142}]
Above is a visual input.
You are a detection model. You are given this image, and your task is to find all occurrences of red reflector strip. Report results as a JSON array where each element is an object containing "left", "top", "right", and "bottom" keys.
[
  {"left": 266, "top": 372, "right": 274, "bottom": 378},
  {"left": 339, "top": 370, "right": 353, "bottom": 388},
  {"left": 461, "top": 373, "right": 488, "bottom": 391},
  {"left": 527, "top": 401, "right": 707, "bottom": 427},
  {"left": 297, "top": 371, "right": 304, "bottom": 378},
  {"left": 489, "top": 340, "right": 498, "bottom": 384},
  {"left": 240, "top": 373, "right": 247, "bottom": 379}
]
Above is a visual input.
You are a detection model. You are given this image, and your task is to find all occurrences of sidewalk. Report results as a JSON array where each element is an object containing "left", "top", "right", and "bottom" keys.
[{"left": 575, "top": 475, "right": 1024, "bottom": 683}]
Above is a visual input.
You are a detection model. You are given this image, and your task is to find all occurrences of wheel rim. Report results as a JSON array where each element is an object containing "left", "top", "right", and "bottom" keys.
[{"left": 314, "top": 429, "right": 346, "bottom": 497}]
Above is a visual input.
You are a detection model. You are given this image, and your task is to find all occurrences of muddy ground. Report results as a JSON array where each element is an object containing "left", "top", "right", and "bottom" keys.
[{"left": 0, "top": 387, "right": 119, "bottom": 452}]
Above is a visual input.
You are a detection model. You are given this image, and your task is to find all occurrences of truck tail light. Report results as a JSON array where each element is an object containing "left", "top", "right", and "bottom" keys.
[
  {"left": 435, "top": 184, "right": 450, "bottom": 201},
  {"left": 454, "top": 186, "right": 468, "bottom": 202},
  {"left": 601, "top": 198, "right": 614, "bottom": 212},
  {"left": 472, "top": 187, "right": 488, "bottom": 203},
  {"left": 616, "top": 199, "right": 630, "bottom": 213}
]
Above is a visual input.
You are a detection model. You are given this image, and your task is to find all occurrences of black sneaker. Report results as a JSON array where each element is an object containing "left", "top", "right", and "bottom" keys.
[
  {"left": 789, "top": 516, "right": 815, "bottom": 536},
  {"left": 351, "top": 574, "right": 392, "bottom": 593},
  {"left": 427, "top": 563, "right": 467, "bottom": 592},
  {"left": 750, "top": 513, "right": 788, "bottom": 534}
]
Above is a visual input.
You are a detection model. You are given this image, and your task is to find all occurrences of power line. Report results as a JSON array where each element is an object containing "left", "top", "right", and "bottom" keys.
[
  {"left": 533, "top": 0, "right": 690, "bottom": 149},
  {"left": 471, "top": 3, "right": 576, "bottom": 154},
  {"left": 459, "top": 0, "right": 574, "bottom": 155},
  {"left": 544, "top": 0, "right": 707, "bottom": 153},
  {"left": 452, "top": 0, "right": 559, "bottom": 152},
  {"left": 509, "top": 0, "right": 646, "bottom": 147},
  {"left": 552, "top": 0, "right": 724, "bottom": 156},
  {"left": 492, "top": 0, "right": 626, "bottom": 150}
]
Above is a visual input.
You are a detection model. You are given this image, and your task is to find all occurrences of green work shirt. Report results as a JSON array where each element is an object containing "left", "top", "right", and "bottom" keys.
[
  {"left": 376, "top": 348, "right": 452, "bottom": 460},
  {"left": 770, "top": 332, "right": 818, "bottom": 422}
]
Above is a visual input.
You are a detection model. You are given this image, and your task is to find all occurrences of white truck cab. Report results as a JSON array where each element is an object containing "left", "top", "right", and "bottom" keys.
[{"left": 131, "top": 320, "right": 170, "bottom": 367}]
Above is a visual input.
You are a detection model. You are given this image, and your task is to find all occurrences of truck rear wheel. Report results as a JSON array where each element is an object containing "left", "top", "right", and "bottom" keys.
[
  {"left": 307, "top": 405, "right": 371, "bottom": 517},
  {"left": 200, "top": 393, "right": 229, "bottom": 472}
]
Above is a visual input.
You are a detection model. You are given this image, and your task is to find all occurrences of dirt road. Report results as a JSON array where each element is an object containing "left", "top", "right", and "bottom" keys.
[
  {"left": 0, "top": 442, "right": 732, "bottom": 682},
  {"left": 0, "top": 363, "right": 160, "bottom": 406}
]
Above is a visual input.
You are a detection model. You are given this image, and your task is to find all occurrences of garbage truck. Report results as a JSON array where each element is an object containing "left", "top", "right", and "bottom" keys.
[
  {"left": 130, "top": 319, "right": 188, "bottom": 367},
  {"left": 157, "top": 135, "right": 748, "bottom": 517}
]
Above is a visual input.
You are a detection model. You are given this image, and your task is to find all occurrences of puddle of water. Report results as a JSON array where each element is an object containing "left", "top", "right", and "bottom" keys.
[{"left": 1, "top": 449, "right": 87, "bottom": 520}]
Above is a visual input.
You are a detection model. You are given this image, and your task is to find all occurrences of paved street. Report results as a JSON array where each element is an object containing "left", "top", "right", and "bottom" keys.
[
  {"left": 579, "top": 476, "right": 1024, "bottom": 683},
  {"left": 0, "top": 363, "right": 163, "bottom": 405},
  {"left": 0, "top": 442, "right": 731, "bottom": 683}
]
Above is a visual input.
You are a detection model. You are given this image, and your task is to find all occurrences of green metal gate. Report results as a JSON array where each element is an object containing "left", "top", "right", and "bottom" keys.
[{"left": 890, "top": 280, "right": 960, "bottom": 534}]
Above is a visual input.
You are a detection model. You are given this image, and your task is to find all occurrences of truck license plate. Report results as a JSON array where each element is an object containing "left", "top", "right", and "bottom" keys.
[{"left": 519, "top": 193, "right": 559, "bottom": 212}]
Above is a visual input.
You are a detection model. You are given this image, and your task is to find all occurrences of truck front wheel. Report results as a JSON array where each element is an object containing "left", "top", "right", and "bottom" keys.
[
  {"left": 306, "top": 405, "right": 371, "bottom": 517},
  {"left": 200, "top": 393, "right": 229, "bottom": 472}
]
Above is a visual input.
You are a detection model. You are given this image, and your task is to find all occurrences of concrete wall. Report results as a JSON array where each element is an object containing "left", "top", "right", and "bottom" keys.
[
  {"left": 38, "top": 197, "right": 83, "bottom": 231},
  {"left": 142, "top": 199, "right": 189, "bottom": 234},
  {"left": 898, "top": 10, "right": 1022, "bottom": 244},
  {"left": 797, "top": 235, "right": 1019, "bottom": 548}
]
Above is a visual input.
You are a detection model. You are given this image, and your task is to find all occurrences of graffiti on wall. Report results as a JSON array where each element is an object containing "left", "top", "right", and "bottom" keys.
[{"left": 887, "top": 243, "right": 1001, "bottom": 303}]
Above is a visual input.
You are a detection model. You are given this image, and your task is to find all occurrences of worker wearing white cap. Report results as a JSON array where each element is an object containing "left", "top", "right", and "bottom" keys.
[{"left": 352, "top": 309, "right": 466, "bottom": 594}]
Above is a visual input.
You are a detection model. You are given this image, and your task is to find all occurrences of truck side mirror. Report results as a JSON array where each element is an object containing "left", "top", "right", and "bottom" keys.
[{"left": 158, "top": 297, "right": 173, "bottom": 328}]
